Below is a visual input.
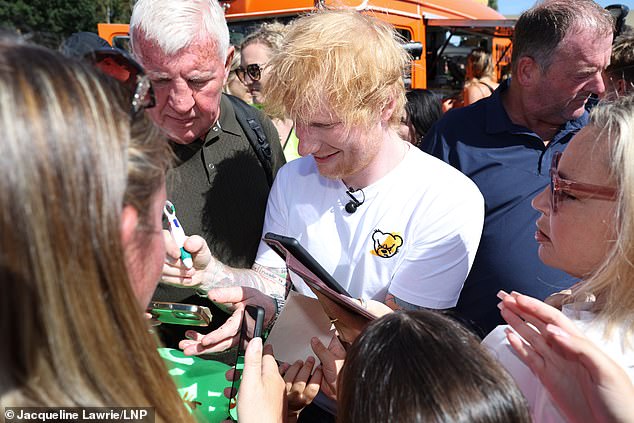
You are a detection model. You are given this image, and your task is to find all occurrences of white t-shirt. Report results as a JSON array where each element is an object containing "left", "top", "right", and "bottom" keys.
[
  {"left": 482, "top": 303, "right": 634, "bottom": 423},
  {"left": 255, "top": 146, "right": 484, "bottom": 308}
]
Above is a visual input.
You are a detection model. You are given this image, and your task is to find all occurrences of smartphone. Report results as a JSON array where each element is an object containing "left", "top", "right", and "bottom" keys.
[
  {"left": 227, "top": 305, "right": 265, "bottom": 421},
  {"left": 263, "top": 232, "right": 350, "bottom": 296},
  {"left": 147, "top": 301, "right": 212, "bottom": 326}
]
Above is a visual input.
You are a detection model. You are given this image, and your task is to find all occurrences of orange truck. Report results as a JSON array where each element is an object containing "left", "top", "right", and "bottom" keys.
[{"left": 98, "top": 0, "right": 514, "bottom": 94}]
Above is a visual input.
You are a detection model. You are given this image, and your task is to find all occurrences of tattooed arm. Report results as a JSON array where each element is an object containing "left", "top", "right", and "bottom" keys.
[
  {"left": 161, "top": 232, "right": 287, "bottom": 297},
  {"left": 197, "top": 262, "right": 287, "bottom": 298},
  {"left": 162, "top": 233, "right": 292, "bottom": 355}
]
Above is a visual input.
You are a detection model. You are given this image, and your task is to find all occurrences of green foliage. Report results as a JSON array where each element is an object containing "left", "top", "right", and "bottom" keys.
[
  {"left": 96, "top": 0, "right": 134, "bottom": 26},
  {"left": 488, "top": 0, "right": 498, "bottom": 11},
  {"left": 0, "top": 0, "right": 132, "bottom": 48}
]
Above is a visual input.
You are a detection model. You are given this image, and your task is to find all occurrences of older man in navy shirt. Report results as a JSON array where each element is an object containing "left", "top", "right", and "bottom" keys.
[{"left": 422, "top": 0, "right": 614, "bottom": 336}]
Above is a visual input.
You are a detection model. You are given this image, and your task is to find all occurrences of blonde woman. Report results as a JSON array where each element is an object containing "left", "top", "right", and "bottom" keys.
[
  {"left": 239, "top": 22, "right": 300, "bottom": 161},
  {"left": 463, "top": 48, "right": 499, "bottom": 106},
  {"left": 0, "top": 40, "right": 286, "bottom": 420},
  {"left": 223, "top": 45, "right": 252, "bottom": 103},
  {"left": 484, "top": 95, "right": 634, "bottom": 422}
]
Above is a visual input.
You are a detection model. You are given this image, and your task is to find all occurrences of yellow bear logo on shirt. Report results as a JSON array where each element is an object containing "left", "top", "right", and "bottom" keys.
[{"left": 372, "top": 230, "right": 403, "bottom": 258}]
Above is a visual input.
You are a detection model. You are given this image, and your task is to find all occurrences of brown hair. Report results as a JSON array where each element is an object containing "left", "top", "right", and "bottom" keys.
[
  {"left": 511, "top": 0, "right": 613, "bottom": 72},
  {"left": 0, "top": 40, "right": 192, "bottom": 422},
  {"left": 605, "top": 33, "right": 634, "bottom": 94}
]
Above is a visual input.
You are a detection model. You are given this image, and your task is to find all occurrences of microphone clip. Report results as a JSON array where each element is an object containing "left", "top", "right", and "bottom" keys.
[{"left": 345, "top": 187, "right": 365, "bottom": 214}]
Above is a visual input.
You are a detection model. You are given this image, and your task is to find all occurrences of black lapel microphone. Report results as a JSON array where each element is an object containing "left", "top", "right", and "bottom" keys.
[{"left": 345, "top": 187, "right": 365, "bottom": 214}]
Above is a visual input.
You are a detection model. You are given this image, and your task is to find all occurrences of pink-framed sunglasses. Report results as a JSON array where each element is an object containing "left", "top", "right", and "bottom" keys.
[{"left": 549, "top": 151, "right": 617, "bottom": 213}]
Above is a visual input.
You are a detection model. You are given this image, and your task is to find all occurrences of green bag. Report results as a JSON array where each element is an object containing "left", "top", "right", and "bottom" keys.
[{"left": 159, "top": 348, "right": 234, "bottom": 422}]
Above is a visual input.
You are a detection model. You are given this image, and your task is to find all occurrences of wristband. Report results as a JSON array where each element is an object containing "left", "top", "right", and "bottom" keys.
[
  {"left": 264, "top": 293, "right": 286, "bottom": 335},
  {"left": 195, "top": 287, "right": 209, "bottom": 298}
]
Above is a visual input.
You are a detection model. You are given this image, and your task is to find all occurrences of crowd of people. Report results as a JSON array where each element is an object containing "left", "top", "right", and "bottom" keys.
[{"left": 2, "top": 0, "right": 634, "bottom": 422}]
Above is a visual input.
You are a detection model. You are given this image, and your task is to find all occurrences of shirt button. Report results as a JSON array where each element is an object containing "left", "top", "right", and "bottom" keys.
[{"left": 208, "top": 163, "right": 215, "bottom": 170}]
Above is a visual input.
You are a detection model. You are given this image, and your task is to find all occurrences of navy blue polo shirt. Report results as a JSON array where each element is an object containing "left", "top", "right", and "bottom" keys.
[{"left": 422, "top": 81, "right": 582, "bottom": 336}]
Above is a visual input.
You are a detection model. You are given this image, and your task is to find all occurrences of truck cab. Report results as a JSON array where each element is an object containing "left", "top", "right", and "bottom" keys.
[
  {"left": 221, "top": 0, "right": 514, "bottom": 94},
  {"left": 98, "top": 0, "right": 515, "bottom": 97}
]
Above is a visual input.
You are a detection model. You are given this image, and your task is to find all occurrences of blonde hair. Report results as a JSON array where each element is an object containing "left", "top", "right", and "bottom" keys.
[
  {"left": 0, "top": 40, "right": 192, "bottom": 422},
  {"left": 571, "top": 95, "right": 634, "bottom": 339},
  {"left": 240, "top": 21, "right": 287, "bottom": 55},
  {"left": 263, "top": 9, "right": 407, "bottom": 129},
  {"left": 466, "top": 48, "right": 494, "bottom": 81}
]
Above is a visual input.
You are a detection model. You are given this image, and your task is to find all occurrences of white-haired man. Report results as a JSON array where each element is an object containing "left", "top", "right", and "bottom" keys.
[{"left": 130, "top": 0, "right": 285, "bottom": 345}]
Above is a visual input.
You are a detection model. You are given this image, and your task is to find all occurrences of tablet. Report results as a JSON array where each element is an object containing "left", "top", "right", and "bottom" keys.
[{"left": 263, "top": 232, "right": 350, "bottom": 296}]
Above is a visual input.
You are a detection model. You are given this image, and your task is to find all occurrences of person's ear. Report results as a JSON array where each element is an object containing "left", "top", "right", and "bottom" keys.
[
  {"left": 380, "top": 97, "right": 397, "bottom": 123},
  {"left": 224, "top": 45, "right": 235, "bottom": 84},
  {"left": 515, "top": 56, "right": 540, "bottom": 87},
  {"left": 120, "top": 205, "right": 139, "bottom": 249}
]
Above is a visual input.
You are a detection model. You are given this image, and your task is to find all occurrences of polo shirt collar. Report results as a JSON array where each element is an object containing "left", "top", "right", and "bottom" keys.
[
  {"left": 203, "top": 94, "right": 244, "bottom": 144},
  {"left": 484, "top": 79, "right": 588, "bottom": 142},
  {"left": 484, "top": 79, "right": 533, "bottom": 136}
]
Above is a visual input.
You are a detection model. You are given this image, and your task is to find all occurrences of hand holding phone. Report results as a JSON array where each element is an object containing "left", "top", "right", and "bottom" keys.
[
  {"left": 178, "top": 287, "right": 276, "bottom": 356},
  {"left": 231, "top": 338, "right": 287, "bottom": 423},
  {"left": 227, "top": 305, "right": 265, "bottom": 421}
]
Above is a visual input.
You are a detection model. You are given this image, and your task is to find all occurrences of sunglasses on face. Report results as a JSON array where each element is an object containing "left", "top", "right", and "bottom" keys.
[
  {"left": 549, "top": 151, "right": 617, "bottom": 213},
  {"left": 84, "top": 48, "right": 156, "bottom": 116},
  {"left": 235, "top": 63, "right": 267, "bottom": 83}
]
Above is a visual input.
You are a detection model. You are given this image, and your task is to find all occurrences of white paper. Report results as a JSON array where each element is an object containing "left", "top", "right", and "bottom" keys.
[{"left": 264, "top": 291, "right": 335, "bottom": 365}]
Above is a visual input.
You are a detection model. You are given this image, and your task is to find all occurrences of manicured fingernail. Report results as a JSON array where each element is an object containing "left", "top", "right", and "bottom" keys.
[
  {"left": 251, "top": 336, "right": 262, "bottom": 352},
  {"left": 497, "top": 290, "right": 509, "bottom": 299},
  {"left": 497, "top": 302, "right": 504, "bottom": 311},
  {"left": 546, "top": 324, "right": 570, "bottom": 338},
  {"left": 185, "top": 331, "right": 197, "bottom": 340}
]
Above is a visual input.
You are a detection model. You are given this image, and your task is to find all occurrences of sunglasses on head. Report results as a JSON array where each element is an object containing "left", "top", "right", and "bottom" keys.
[
  {"left": 84, "top": 48, "right": 156, "bottom": 116},
  {"left": 549, "top": 151, "right": 617, "bottom": 213},
  {"left": 235, "top": 63, "right": 267, "bottom": 83}
]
